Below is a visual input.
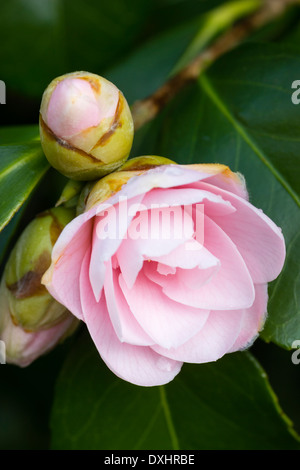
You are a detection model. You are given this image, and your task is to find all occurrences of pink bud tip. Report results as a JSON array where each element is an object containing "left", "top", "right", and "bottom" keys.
[{"left": 46, "top": 78, "right": 101, "bottom": 139}]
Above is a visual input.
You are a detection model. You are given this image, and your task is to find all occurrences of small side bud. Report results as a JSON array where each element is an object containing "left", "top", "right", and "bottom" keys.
[
  {"left": 0, "top": 206, "right": 79, "bottom": 366},
  {"left": 0, "top": 277, "right": 78, "bottom": 367},
  {"left": 39, "top": 71, "right": 134, "bottom": 180},
  {"left": 3, "top": 207, "right": 75, "bottom": 331}
]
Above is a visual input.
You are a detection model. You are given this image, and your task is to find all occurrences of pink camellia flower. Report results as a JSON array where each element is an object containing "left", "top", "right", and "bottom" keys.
[{"left": 42, "top": 156, "right": 286, "bottom": 386}]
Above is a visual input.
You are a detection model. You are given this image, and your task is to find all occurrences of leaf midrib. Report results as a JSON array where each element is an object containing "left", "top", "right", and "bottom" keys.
[
  {"left": 198, "top": 73, "right": 300, "bottom": 209},
  {"left": 159, "top": 385, "right": 180, "bottom": 450},
  {"left": 0, "top": 143, "right": 49, "bottom": 231}
]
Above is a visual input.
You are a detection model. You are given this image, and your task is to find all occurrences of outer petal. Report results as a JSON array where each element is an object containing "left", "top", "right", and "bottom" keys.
[
  {"left": 229, "top": 283, "right": 268, "bottom": 352},
  {"left": 79, "top": 264, "right": 182, "bottom": 386},
  {"left": 43, "top": 216, "right": 93, "bottom": 320},
  {"left": 199, "top": 182, "right": 286, "bottom": 283},
  {"left": 142, "top": 187, "right": 235, "bottom": 217},
  {"left": 185, "top": 163, "right": 248, "bottom": 200}
]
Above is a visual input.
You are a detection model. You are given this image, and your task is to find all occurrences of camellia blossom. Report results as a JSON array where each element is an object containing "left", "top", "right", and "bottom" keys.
[{"left": 42, "top": 157, "right": 286, "bottom": 386}]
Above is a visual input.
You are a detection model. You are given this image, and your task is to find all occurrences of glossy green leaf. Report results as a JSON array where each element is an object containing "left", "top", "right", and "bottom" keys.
[
  {"left": 0, "top": 141, "right": 49, "bottom": 232},
  {"left": 132, "top": 42, "right": 300, "bottom": 350},
  {"left": 0, "top": 124, "right": 39, "bottom": 144},
  {"left": 107, "top": 0, "right": 260, "bottom": 104},
  {"left": 145, "top": 0, "right": 229, "bottom": 35},
  {"left": 171, "top": 0, "right": 261, "bottom": 75},
  {"left": 0, "top": 0, "right": 150, "bottom": 97},
  {"left": 50, "top": 330, "right": 300, "bottom": 450}
]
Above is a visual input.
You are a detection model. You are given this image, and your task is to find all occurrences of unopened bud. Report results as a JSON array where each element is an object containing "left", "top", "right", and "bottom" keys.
[
  {"left": 3, "top": 207, "right": 74, "bottom": 331},
  {"left": 0, "top": 277, "right": 78, "bottom": 367},
  {"left": 39, "top": 71, "right": 134, "bottom": 180}
]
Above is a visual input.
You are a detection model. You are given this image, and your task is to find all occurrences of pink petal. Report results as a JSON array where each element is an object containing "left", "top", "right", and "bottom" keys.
[
  {"left": 46, "top": 78, "right": 101, "bottom": 139},
  {"left": 157, "top": 215, "right": 255, "bottom": 310},
  {"left": 50, "top": 210, "right": 94, "bottom": 263},
  {"left": 150, "top": 239, "right": 219, "bottom": 270},
  {"left": 204, "top": 171, "right": 248, "bottom": 200},
  {"left": 229, "top": 283, "right": 268, "bottom": 352},
  {"left": 43, "top": 218, "right": 93, "bottom": 320},
  {"left": 89, "top": 194, "right": 144, "bottom": 301},
  {"left": 142, "top": 187, "right": 235, "bottom": 216},
  {"left": 117, "top": 206, "right": 195, "bottom": 289},
  {"left": 199, "top": 182, "right": 286, "bottom": 283},
  {"left": 152, "top": 309, "right": 243, "bottom": 363},
  {"left": 157, "top": 263, "right": 176, "bottom": 275},
  {"left": 144, "top": 260, "right": 219, "bottom": 294},
  {"left": 119, "top": 270, "right": 210, "bottom": 349},
  {"left": 80, "top": 273, "right": 182, "bottom": 386},
  {"left": 45, "top": 164, "right": 210, "bottom": 308},
  {"left": 123, "top": 164, "right": 204, "bottom": 194},
  {"left": 103, "top": 260, "right": 155, "bottom": 346}
]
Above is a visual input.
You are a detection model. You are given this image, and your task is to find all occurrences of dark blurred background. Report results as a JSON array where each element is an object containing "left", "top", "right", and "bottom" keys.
[{"left": 0, "top": 0, "right": 228, "bottom": 127}]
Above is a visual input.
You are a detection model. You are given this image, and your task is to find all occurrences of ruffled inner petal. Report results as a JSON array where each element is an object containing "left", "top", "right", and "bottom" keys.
[
  {"left": 103, "top": 259, "right": 155, "bottom": 346},
  {"left": 152, "top": 309, "right": 243, "bottom": 363},
  {"left": 196, "top": 182, "right": 286, "bottom": 283},
  {"left": 153, "top": 215, "right": 255, "bottom": 310},
  {"left": 89, "top": 194, "right": 144, "bottom": 301},
  {"left": 117, "top": 205, "right": 195, "bottom": 289},
  {"left": 119, "top": 270, "right": 210, "bottom": 349}
]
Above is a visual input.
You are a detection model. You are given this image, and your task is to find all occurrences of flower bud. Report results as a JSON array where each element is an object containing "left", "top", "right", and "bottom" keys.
[
  {"left": 0, "top": 277, "right": 78, "bottom": 367},
  {"left": 39, "top": 71, "right": 134, "bottom": 180},
  {"left": 85, "top": 155, "right": 174, "bottom": 210},
  {"left": 2, "top": 207, "right": 75, "bottom": 331}
]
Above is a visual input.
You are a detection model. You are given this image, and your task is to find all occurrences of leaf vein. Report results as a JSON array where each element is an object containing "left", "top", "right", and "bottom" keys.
[{"left": 198, "top": 73, "right": 300, "bottom": 208}]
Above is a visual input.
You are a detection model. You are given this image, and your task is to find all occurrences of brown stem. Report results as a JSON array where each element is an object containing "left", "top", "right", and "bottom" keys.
[{"left": 131, "top": 0, "right": 300, "bottom": 130}]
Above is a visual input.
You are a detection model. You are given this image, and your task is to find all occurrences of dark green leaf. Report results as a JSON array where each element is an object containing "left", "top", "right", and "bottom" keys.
[
  {"left": 0, "top": 141, "right": 49, "bottom": 232},
  {"left": 0, "top": 0, "right": 150, "bottom": 98},
  {"left": 145, "top": 0, "right": 229, "bottom": 35},
  {"left": 50, "top": 330, "right": 300, "bottom": 450},
  {"left": 0, "top": 0, "right": 66, "bottom": 97},
  {"left": 107, "top": 0, "right": 260, "bottom": 104},
  {"left": 0, "top": 125, "right": 39, "bottom": 144}
]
